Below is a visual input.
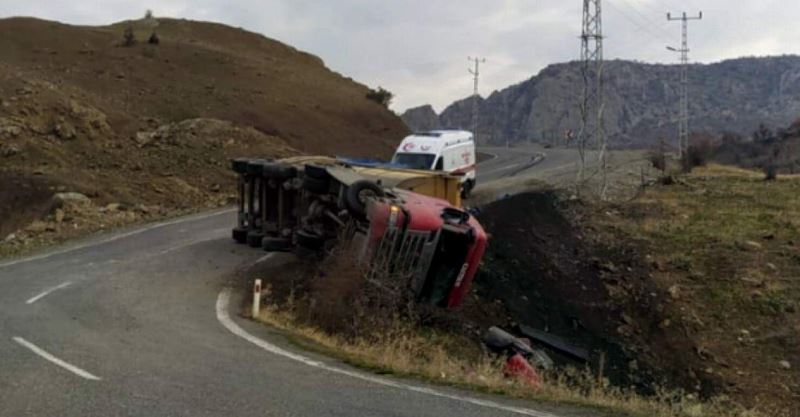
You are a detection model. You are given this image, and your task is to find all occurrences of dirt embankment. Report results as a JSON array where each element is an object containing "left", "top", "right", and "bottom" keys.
[
  {"left": 474, "top": 191, "right": 715, "bottom": 394},
  {"left": 0, "top": 16, "right": 408, "bottom": 256},
  {"left": 473, "top": 169, "right": 799, "bottom": 414}
]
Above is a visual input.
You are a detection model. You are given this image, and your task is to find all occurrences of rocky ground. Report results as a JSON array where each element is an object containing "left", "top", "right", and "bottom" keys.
[{"left": 0, "top": 16, "right": 409, "bottom": 258}]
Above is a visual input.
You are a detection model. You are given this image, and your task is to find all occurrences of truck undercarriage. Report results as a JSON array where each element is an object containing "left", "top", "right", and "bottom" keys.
[{"left": 230, "top": 156, "right": 486, "bottom": 308}]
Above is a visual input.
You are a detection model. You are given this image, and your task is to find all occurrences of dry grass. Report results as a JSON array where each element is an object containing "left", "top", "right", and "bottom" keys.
[{"left": 256, "top": 288, "right": 766, "bottom": 417}]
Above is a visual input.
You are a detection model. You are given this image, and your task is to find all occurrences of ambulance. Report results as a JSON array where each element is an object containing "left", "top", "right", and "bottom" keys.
[{"left": 391, "top": 130, "right": 477, "bottom": 197}]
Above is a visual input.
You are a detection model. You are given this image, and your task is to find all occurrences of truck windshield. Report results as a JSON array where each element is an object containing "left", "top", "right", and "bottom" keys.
[{"left": 392, "top": 153, "right": 436, "bottom": 170}]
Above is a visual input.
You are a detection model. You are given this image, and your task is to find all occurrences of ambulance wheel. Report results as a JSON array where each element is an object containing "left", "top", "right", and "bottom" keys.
[{"left": 345, "top": 180, "right": 384, "bottom": 219}]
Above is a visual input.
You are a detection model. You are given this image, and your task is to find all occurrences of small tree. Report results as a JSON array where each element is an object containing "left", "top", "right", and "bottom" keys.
[
  {"left": 148, "top": 31, "right": 160, "bottom": 45},
  {"left": 764, "top": 164, "right": 778, "bottom": 181},
  {"left": 122, "top": 26, "right": 136, "bottom": 47},
  {"left": 366, "top": 87, "right": 393, "bottom": 107},
  {"left": 145, "top": 9, "right": 154, "bottom": 19}
]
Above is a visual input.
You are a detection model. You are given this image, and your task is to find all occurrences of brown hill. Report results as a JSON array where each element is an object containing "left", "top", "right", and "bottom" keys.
[{"left": 0, "top": 17, "right": 408, "bottom": 247}]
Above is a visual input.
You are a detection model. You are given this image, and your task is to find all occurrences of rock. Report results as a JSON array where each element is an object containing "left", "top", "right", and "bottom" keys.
[
  {"left": 779, "top": 360, "right": 791, "bottom": 370},
  {"left": 668, "top": 285, "right": 681, "bottom": 300},
  {"left": 3, "top": 233, "right": 16, "bottom": 243},
  {"left": 765, "top": 262, "right": 778, "bottom": 272},
  {"left": 210, "top": 183, "right": 221, "bottom": 192},
  {"left": 1, "top": 145, "right": 20, "bottom": 157},
  {"left": 740, "top": 240, "right": 763, "bottom": 251},
  {"left": 26, "top": 220, "right": 49, "bottom": 233},
  {"left": 53, "top": 120, "right": 77, "bottom": 140},
  {"left": 54, "top": 208, "right": 65, "bottom": 223},
  {"left": 52, "top": 192, "right": 91, "bottom": 208},
  {"left": 105, "top": 203, "right": 121, "bottom": 212}
]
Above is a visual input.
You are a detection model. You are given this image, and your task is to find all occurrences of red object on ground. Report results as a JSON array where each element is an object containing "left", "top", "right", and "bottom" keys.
[{"left": 505, "top": 354, "right": 542, "bottom": 389}]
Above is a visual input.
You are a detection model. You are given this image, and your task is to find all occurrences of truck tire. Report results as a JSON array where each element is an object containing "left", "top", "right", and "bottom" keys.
[
  {"left": 247, "top": 231, "right": 265, "bottom": 248},
  {"left": 232, "top": 227, "right": 248, "bottom": 244},
  {"left": 262, "top": 237, "right": 292, "bottom": 252},
  {"left": 246, "top": 159, "right": 267, "bottom": 176},
  {"left": 261, "top": 163, "right": 297, "bottom": 179},
  {"left": 461, "top": 179, "right": 475, "bottom": 199},
  {"left": 231, "top": 158, "right": 251, "bottom": 174},
  {"left": 295, "top": 229, "right": 325, "bottom": 251},
  {"left": 345, "top": 180, "right": 384, "bottom": 219},
  {"left": 303, "top": 176, "right": 329, "bottom": 194}
]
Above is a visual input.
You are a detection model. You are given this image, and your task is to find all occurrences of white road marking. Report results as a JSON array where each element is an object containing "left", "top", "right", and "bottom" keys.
[
  {"left": 26, "top": 281, "right": 73, "bottom": 305},
  {"left": 12, "top": 337, "right": 101, "bottom": 381},
  {"left": 216, "top": 289, "right": 557, "bottom": 417},
  {"left": 0, "top": 208, "right": 235, "bottom": 269}
]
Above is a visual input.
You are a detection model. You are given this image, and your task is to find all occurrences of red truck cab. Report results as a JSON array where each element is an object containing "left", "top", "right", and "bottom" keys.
[{"left": 364, "top": 189, "right": 487, "bottom": 308}]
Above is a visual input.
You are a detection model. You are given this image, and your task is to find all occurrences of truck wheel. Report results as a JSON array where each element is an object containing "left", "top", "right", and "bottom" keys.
[
  {"left": 461, "top": 180, "right": 475, "bottom": 199},
  {"left": 247, "top": 231, "right": 265, "bottom": 248},
  {"left": 231, "top": 158, "right": 251, "bottom": 174},
  {"left": 262, "top": 237, "right": 292, "bottom": 252},
  {"left": 261, "top": 163, "right": 297, "bottom": 179},
  {"left": 232, "top": 227, "right": 248, "bottom": 244},
  {"left": 295, "top": 229, "right": 325, "bottom": 251},
  {"left": 303, "top": 176, "right": 330, "bottom": 194},
  {"left": 345, "top": 180, "right": 384, "bottom": 219}
]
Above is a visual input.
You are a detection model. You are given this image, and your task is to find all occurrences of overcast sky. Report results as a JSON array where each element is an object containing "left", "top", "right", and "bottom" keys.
[{"left": 1, "top": 0, "right": 796, "bottom": 112}]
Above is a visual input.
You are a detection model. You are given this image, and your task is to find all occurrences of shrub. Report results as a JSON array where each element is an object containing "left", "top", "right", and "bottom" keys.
[
  {"left": 366, "top": 87, "right": 393, "bottom": 107},
  {"left": 764, "top": 164, "right": 777, "bottom": 181},
  {"left": 682, "top": 133, "right": 715, "bottom": 172},
  {"left": 148, "top": 31, "right": 160, "bottom": 45},
  {"left": 648, "top": 138, "right": 667, "bottom": 174},
  {"left": 122, "top": 26, "right": 136, "bottom": 47}
]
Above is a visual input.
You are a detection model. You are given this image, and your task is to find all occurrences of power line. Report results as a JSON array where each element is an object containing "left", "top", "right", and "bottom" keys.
[
  {"left": 666, "top": 11, "right": 703, "bottom": 160},
  {"left": 468, "top": 56, "right": 486, "bottom": 145}
]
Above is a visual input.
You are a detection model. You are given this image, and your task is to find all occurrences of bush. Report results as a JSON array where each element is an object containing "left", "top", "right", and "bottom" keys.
[
  {"left": 122, "top": 26, "right": 136, "bottom": 47},
  {"left": 683, "top": 133, "right": 715, "bottom": 172},
  {"left": 148, "top": 31, "right": 160, "bottom": 45},
  {"left": 764, "top": 164, "right": 778, "bottom": 181},
  {"left": 647, "top": 139, "right": 667, "bottom": 174},
  {"left": 366, "top": 87, "right": 393, "bottom": 107}
]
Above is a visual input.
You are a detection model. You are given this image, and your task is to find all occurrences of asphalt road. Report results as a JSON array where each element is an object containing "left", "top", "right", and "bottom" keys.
[
  {"left": 476, "top": 145, "right": 580, "bottom": 185},
  {"left": 0, "top": 148, "right": 597, "bottom": 417}
]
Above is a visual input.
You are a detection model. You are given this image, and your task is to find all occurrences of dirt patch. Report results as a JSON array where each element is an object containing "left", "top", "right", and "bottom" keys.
[{"left": 473, "top": 190, "right": 723, "bottom": 397}]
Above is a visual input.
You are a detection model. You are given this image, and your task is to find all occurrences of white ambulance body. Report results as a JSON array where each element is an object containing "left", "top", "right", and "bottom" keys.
[{"left": 391, "top": 130, "right": 477, "bottom": 196}]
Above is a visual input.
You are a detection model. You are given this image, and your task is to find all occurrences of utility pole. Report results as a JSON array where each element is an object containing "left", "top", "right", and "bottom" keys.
[
  {"left": 667, "top": 11, "right": 702, "bottom": 161},
  {"left": 579, "top": 0, "right": 607, "bottom": 198},
  {"left": 468, "top": 57, "right": 486, "bottom": 146}
]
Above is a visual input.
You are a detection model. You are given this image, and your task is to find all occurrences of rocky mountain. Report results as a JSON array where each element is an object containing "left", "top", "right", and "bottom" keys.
[
  {"left": 404, "top": 56, "right": 800, "bottom": 148},
  {"left": 400, "top": 104, "right": 440, "bottom": 132}
]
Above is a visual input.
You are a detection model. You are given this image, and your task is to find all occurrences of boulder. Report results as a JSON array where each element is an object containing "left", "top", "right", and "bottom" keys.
[{"left": 52, "top": 192, "right": 91, "bottom": 209}]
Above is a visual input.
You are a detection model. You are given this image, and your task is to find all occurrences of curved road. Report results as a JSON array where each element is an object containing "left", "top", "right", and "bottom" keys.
[{"left": 0, "top": 148, "right": 593, "bottom": 417}]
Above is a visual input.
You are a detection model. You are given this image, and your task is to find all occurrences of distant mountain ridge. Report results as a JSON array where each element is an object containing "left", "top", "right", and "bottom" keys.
[{"left": 402, "top": 56, "right": 800, "bottom": 148}]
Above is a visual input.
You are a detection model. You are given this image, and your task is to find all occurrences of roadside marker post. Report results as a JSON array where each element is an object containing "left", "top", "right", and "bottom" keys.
[{"left": 252, "top": 279, "right": 262, "bottom": 318}]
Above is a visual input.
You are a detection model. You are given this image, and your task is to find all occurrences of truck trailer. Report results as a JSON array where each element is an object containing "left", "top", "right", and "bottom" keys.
[{"left": 230, "top": 156, "right": 487, "bottom": 308}]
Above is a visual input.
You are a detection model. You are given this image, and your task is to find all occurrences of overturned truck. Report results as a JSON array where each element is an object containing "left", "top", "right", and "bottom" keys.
[{"left": 230, "top": 156, "right": 487, "bottom": 308}]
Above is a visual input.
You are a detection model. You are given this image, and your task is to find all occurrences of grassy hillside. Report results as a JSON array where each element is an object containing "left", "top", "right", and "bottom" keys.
[
  {"left": 0, "top": 16, "right": 408, "bottom": 254},
  {"left": 592, "top": 165, "right": 799, "bottom": 412}
]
